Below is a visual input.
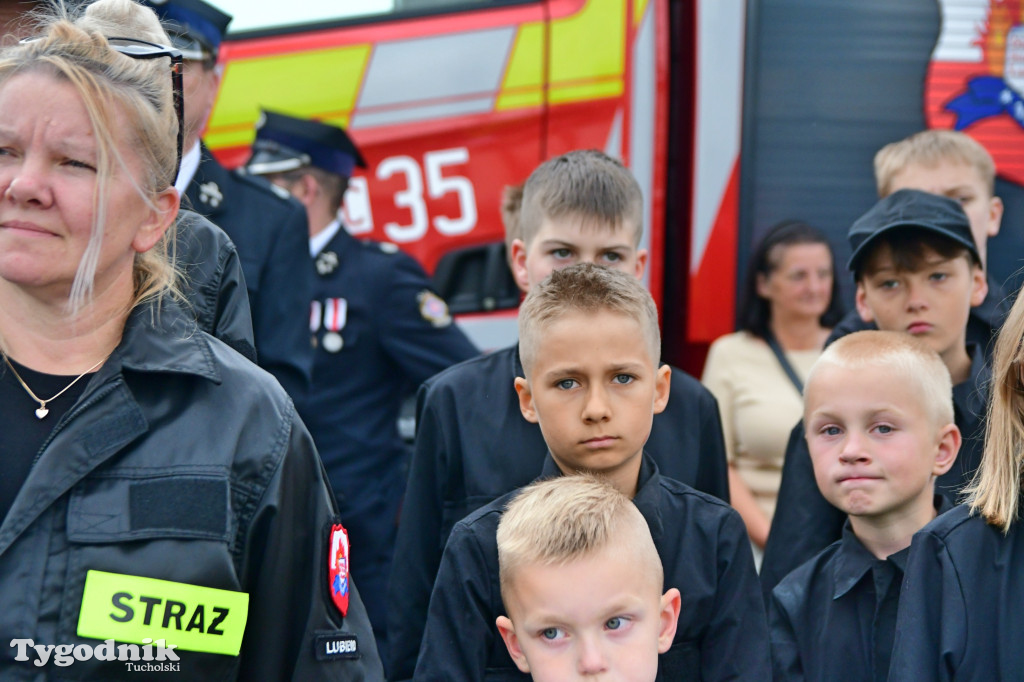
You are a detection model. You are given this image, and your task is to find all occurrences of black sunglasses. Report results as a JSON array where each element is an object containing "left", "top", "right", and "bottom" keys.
[
  {"left": 20, "top": 36, "right": 185, "bottom": 178},
  {"left": 106, "top": 37, "right": 184, "bottom": 178}
]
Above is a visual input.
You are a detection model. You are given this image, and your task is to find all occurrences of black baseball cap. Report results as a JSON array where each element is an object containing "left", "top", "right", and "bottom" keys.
[
  {"left": 143, "top": 0, "right": 232, "bottom": 61},
  {"left": 846, "top": 188, "right": 979, "bottom": 271},
  {"left": 245, "top": 110, "right": 367, "bottom": 178}
]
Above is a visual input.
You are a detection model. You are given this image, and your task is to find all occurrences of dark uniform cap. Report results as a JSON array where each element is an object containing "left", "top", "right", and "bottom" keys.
[
  {"left": 245, "top": 110, "right": 367, "bottom": 178},
  {"left": 143, "top": 0, "right": 232, "bottom": 61},
  {"left": 846, "top": 188, "right": 979, "bottom": 271}
]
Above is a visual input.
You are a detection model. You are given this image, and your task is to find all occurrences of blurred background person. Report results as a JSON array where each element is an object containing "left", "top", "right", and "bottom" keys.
[
  {"left": 244, "top": 110, "right": 478, "bottom": 661},
  {"left": 702, "top": 220, "right": 843, "bottom": 555},
  {"left": 143, "top": 0, "right": 314, "bottom": 406}
]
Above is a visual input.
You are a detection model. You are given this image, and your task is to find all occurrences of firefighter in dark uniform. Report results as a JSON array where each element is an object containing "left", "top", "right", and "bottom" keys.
[
  {"left": 244, "top": 111, "right": 479, "bottom": 657},
  {"left": 143, "top": 0, "right": 314, "bottom": 405},
  {"left": 0, "top": 1, "right": 381, "bottom": 678}
]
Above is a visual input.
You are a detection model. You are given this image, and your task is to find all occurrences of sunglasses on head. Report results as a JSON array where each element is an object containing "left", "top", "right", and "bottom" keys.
[
  {"left": 106, "top": 37, "right": 184, "bottom": 178},
  {"left": 19, "top": 35, "right": 185, "bottom": 178}
]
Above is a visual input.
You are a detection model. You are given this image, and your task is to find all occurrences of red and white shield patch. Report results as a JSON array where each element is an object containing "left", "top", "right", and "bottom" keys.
[{"left": 328, "top": 524, "right": 350, "bottom": 618}]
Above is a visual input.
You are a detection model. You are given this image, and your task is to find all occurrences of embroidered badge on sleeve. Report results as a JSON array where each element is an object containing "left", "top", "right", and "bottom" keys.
[{"left": 328, "top": 524, "right": 350, "bottom": 618}]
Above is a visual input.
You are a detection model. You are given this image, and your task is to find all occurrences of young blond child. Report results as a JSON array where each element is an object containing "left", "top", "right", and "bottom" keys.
[
  {"left": 495, "top": 475, "right": 681, "bottom": 681},
  {"left": 889, "top": 286, "right": 1024, "bottom": 680},
  {"left": 388, "top": 151, "right": 729, "bottom": 680},
  {"left": 413, "top": 264, "right": 769, "bottom": 681},
  {"left": 768, "top": 331, "right": 960, "bottom": 680}
]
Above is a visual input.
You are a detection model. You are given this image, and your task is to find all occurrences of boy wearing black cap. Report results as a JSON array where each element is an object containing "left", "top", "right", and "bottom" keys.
[
  {"left": 243, "top": 111, "right": 478, "bottom": 656},
  {"left": 143, "top": 0, "right": 315, "bottom": 406}
]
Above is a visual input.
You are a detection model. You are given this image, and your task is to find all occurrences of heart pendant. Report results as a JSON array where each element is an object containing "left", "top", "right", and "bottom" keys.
[{"left": 35, "top": 406, "right": 48, "bottom": 419}]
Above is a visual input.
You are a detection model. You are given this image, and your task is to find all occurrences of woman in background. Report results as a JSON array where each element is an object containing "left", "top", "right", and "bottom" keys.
[{"left": 702, "top": 221, "right": 843, "bottom": 554}]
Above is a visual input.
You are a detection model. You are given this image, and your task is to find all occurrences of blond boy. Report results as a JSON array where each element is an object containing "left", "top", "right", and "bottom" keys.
[
  {"left": 388, "top": 151, "right": 729, "bottom": 680},
  {"left": 875, "top": 129, "right": 1002, "bottom": 268},
  {"left": 768, "top": 331, "right": 959, "bottom": 681},
  {"left": 413, "top": 264, "right": 768, "bottom": 682},
  {"left": 496, "top": 475, "right": 681, "bottom": 682}
]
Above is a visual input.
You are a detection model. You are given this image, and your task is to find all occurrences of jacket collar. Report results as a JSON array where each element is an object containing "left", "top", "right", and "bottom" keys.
[
  {"left": 105, "top": 297, "right": 222, "bottom": 384},
  {"left": 831, "top": 494, "right": 953, "bottom": 599},
  {"left": 976, "top": 273, "right": 1010, "bottom": 330},
  {"left": 537, "top": 452, "right": 664, "bottom": 542},
  {"left": 953, "top": 343, "right": 989, "bottom": 424}
]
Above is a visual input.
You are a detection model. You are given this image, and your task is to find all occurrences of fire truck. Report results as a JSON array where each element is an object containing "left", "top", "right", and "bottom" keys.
[{"left": 207, "top": 0, "right": 1024, "bottom": 374}]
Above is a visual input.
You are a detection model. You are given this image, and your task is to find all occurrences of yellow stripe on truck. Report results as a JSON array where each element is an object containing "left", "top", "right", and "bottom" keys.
[
  {"left": 634, "top": 0, "right": 651, "bottom": 27},
  {"left": 496, "top": 22, "right": 545, "bottom": 110},
  {"left": 497, "top": 0, "right": 626, "bottom": 111},
  {"left": 207, "top": 44, "right": 372, "bottom": 149},
  {"left": 549, "top": 0, "right": 624, "bottom": 101}
]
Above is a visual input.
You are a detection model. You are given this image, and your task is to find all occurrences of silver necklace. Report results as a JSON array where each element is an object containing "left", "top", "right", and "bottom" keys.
[{"left": 2, "top": 353, "right": 105, "bottom": 419}]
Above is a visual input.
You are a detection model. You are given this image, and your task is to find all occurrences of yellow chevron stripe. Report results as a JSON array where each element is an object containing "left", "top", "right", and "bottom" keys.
[{"left": 206, "top": 44, "right": 372, "bottom": 149}]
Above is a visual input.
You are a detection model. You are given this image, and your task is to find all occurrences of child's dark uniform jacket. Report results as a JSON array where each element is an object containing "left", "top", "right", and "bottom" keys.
[
  {"left": 413, "top": 454, "right": 769, "bottom": 682},
  {"left": 769, "top": 495, "right": 953, "bottom": 682},
  {"left": 761, "top": 344, "right": 989, "bottom": 597},
  {"left": 387, "top": 344, "right": 730, "bottom": 680},
  {"left": 889, "top": 503, "right": 1024, "bottom": 681}
]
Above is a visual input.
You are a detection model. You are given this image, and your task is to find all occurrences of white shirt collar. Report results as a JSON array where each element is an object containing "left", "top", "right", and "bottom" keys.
[
  {"left": 174, "top": 140, "right": 203, "bottom": 196},
  {"left": 310, "top": 218, "right": 344, "bottom": 257}
]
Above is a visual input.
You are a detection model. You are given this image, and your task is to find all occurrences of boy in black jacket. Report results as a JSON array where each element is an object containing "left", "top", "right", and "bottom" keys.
[
  {"left": 768, "top": 331, "right": 959, "bottom": 681},
  {"left": 388, "top": 150, "right": 729, "bottom": 680},
  {"left": 496, "top": 475, "right": 681, "bottom": 681},
  {"left": 413, "top": 264, "right": 769, "bottom": 681}
]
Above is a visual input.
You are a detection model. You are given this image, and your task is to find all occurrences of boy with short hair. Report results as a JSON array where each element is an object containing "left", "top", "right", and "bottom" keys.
[
  {"left": 413, "top": 264, "right": 769, "bottom": 681},
  {"left": 875, "top": 129, "right": 1002, "bottom": 271},
  {"left": 495, "top": 475, "right": 682, "bottom": 682},
  {"left": 768, "top": 330, "right": 960, "bottom": 681},
  {"left": 761, "top": 171, "right": 999, "bottom": 595},
  {"left": 388, "top": 151, "right": 730, "bottom": 680}
]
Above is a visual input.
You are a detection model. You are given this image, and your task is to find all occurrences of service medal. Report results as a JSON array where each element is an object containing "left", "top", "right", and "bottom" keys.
[{"left": 322, "top": 332, "right": 344, "bottom": 353}]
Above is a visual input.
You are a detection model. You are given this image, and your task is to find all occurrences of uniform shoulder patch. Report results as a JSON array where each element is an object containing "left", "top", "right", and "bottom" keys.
[
  {"left": 417, "top": 290, "right": 452, "bottom": 328},
  {"left": 314, "top": 632, "right": 360, "bottom": 661},
  {"left": 328, "top": 524, "right": 350, "bottom": 618}
]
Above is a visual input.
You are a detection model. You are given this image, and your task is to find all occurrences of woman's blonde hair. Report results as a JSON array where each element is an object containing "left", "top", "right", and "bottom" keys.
[
  {"left": 965, "top": 287, "right": 1024, "bottom": 530},
  {"left": 2, "top": 0, "right": 180, "bottom": 312}
]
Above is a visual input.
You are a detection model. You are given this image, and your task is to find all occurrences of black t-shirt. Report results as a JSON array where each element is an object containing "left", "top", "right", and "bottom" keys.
[{"left": 1, "top": 358, "right": 93, "bottom": 521}]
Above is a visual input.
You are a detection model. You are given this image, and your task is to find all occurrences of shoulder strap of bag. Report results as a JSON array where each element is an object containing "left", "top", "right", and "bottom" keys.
[{"left": 764, "top": 330, "right": 804, "bottom": 395}]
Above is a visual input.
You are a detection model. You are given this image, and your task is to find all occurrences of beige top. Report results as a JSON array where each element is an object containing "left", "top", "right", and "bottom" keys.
[{"left": 701, "top": 331, "right": 820, "bottom": 521}]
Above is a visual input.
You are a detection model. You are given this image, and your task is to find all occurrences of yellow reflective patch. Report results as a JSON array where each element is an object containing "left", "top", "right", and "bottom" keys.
[
  {"left": 634, "top": 0, "right": 651, "bottom": 27},
  {"left": 77, "top": 571, "right": 249, "bottom": 657},
  {"left": 550, "top": 0, "right": 625, "bottom": 86},
  {"left": 207, "top": 44, "right": 371, "bottom": 149},
  {"left": 498, "top": 23, "right": 545, "bottom": 111},
  {"left": 550, "top": 78, "right": 623, "bottom": 105}
]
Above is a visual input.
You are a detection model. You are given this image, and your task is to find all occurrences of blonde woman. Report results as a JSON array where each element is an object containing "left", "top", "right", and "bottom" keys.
[{"left": 0, "top": 1, "right": 381, "bottom": 678}]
